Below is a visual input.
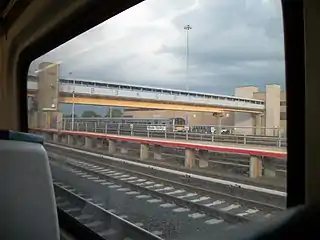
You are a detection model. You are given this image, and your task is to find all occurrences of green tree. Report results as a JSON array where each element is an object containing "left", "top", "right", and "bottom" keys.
[
  {"left": 105, "top": 108, "right": 122, "bottom": 118},
  {"left": 81, "top": 110, "right": 100, "bottom": 118}
]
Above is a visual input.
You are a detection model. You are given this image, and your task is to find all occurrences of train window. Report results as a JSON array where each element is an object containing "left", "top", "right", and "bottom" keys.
[{"left": 27, "top": 0, "right": 287, "bottom": 239}]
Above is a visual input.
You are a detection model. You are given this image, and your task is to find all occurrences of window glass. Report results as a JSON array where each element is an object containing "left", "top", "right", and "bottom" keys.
[{"left": 28, "top": 0, "right": 286, "bottom": 239}]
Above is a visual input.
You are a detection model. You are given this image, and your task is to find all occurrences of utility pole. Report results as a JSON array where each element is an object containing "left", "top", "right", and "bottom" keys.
[
  {"left": 110, "top": 107, "right": 113, "bottom": 118},
  {"left": 69, "top": 72, "right": 75, "bottom": 131},
  {"left": 184, "top": 24, "right": 192, "bottom": 130}
]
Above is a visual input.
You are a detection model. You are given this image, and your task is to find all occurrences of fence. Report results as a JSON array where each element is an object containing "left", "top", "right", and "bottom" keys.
[{"left": 60, "top": 121, "right": 287, "bottom": 148}]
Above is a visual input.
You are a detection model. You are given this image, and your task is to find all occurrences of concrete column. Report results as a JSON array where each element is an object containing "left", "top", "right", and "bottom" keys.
[
  {"left": 254, "top": 114, "right": 262, "bottom": 135},
  {"left": 265, "top": 84, "right": 281, "bottom": 136},
  {"left": 263, "top": 158, "right": 276, "bottom": 177},
  {"left": 61, "top": 135, "right": 68, "bottom": 144},
  {"left": 234, "top": 86, "right": 259, "bottom": 135},
  {"left": 85, "top": 137, "right": 96, "bottom": 148},
  {"left": 250, "top": 155, "right": 262, "bottom": 178},
  {"left": 42, "top": 133, "right": 47, "bottom": 141},
  {"left": 67, "top": 135, "right": 74, "bottom": 145},
  {"left": 216, "top": 116, "right": 222, "bottom": 134},
  {"left": 108, "top": 140, "right": 117, "bottom": 154},
  {"left": 36, "top": 62, "right": 60, "bottom": 128},
  {"left": 140, "top": 144, "right": 149, "bottom": 161},
  {"left": 198, "top": 150, "right": 209, "bottom": 168},
  {"left": 42, "top": 133, "right": 51, "bottom": 141},
  {"left": 185, "top": 148, "right": 195, "bottom": 168},
  {"left": 47, "top": 133, "right": 53, "bottom": 141},
  {"left": 85, "top": 137, "right": 92, "bottom": 148},
  {"left": 53, "top": 134, "right": 59, "bottom": 143},
  {"left": 153, "top": 145, "right": 162, "bottom": 160}
]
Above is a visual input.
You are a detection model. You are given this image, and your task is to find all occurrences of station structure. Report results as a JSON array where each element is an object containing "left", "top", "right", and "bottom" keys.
[
  {"left": 30, "top": 128, "right": 287, "bottom": 179},
  {"left": 28, "top": 62, "right": 283, "bottom": 136}
]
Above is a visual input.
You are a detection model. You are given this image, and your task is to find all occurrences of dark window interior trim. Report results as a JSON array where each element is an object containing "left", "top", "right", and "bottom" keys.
[{"left": 282, "top": 0, "right": 305, "bottom": 207}]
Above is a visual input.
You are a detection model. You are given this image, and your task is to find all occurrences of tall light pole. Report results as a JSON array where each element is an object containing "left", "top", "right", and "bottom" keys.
[
  {"left": 184, "top": 24, "right": 192, "bottom": 129},
  {"left": 69, "top": 72, "right": 75, "bottom": 131}
]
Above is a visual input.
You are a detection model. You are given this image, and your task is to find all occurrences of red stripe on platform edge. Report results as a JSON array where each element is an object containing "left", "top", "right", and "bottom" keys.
[{"left": 29, "top": 129, "right": 287, "bottom": 159}]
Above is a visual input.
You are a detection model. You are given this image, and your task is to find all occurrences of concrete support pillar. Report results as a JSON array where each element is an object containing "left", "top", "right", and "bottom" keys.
[
  {"left": 140, "top": 144, "right": 149, "bottom": 161},
  {"left": 108, "top": 140, "right": 117, "bottom": 154},
  {"left": 216, "top": 116, "right": 222, "bottom": 134},
  {"left": 85, "top": 137, "right": 96, "bottom": 148},
  {"left": 250, "top": 155, "right": 262, "bottom": 178},
  {"left": 263, "top": 158, "right": 276, "bottom": 177},
  {"left": 198, "top": 150, "right": 209, "bottom": 168},
  {"left": 254, "top": 114, "right": 263, "bottom": 135},
  {"left": 42, "top": 133, "right": 47, "bottom": 141},
  {"left": 53, "top": 134, "right": 59, "bottom": 143},
  {"left": 48, "top": 133, "right": 53, "bottom": 141},
  {"left": 61, "top": 135, "right": 68, "bottom": 144},
  {"left": 67, "top": 135, "right": 74, "bottom": 145},
  {"left": 185, "top": 148, "right": 195, "bottom": 168},
  {"left": 265, "top": 84, "right": 281, "bottom": 136},
  {"left": 153, "top": 145, "right": 162, "bottom": 160},
  {"left": 42, "top": 133, "right": 51, "bottom": 141}
]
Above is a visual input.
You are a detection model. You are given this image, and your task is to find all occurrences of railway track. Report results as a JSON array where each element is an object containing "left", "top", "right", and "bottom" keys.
[
  {"left": 54, "top": 182, "right": 161, "bottom": 240},
  {"left": 47, "top": 142, "right": 286, "bottom": 193},
  {"left": 49, "top": 144, "right": 285, "bottom": 215},
  {"left": 46, "top": 139, "right": 286, "bottom": 191},
  {"left": 51, "top": 161, "right": 242, "bottom": 239},
  {"left": 49, "top": 150, "right": 285, "bottom": 208}
]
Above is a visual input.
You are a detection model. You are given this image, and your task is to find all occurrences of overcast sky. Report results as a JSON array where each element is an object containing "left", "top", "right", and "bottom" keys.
[{"left": 30, "top": 0, "right": 284, "bottom": 96}]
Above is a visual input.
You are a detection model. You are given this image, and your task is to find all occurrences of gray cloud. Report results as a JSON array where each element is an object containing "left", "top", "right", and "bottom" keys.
[{"left": 30, "top": 0, "right": 285, "bottom": 95}]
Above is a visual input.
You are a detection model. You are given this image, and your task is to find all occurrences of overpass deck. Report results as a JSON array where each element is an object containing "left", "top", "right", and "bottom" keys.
[
  {"left": 27, "top": 76, "right": 265, "bottom": 112},
  {"left": 32, "top": 128, "right": 287, "bottom": 159}
]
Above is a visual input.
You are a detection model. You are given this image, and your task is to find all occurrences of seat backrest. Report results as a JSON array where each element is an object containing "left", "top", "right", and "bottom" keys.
[{"left": 0, "top": 131, "right": 59, "bottom": 240}]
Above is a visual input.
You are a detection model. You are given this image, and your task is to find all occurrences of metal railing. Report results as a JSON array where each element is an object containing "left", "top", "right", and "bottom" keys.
[{"left": 61, "top": 122, "right": 287, "bottom": 148}]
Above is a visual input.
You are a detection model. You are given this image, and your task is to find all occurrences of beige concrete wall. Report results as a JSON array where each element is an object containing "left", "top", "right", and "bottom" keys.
[
  {"left": 37, "top": 62, "right": 60, "bottom": 128},
  {"left": 234, "top": 86, "right": 259, "bottom": 135},
  {"left": 255, "top": 90, "right": 286, "bottom": 135},
  {"left": 37, "top": 62, "right": 60, "bottom": 111},
  {"left": 253, "top": 92, "right": 266, "bottom": 101},
  {"left": 265, "top": 84, "right": 281, "bottom": 136}
]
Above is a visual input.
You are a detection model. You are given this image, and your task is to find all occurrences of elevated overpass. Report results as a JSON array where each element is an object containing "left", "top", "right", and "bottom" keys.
[
  {"left": 28, "top": 62, "right": 280, "bottom": 135},
  {"left": 27, "top": 76, "right": 265, "bottom": 113}
]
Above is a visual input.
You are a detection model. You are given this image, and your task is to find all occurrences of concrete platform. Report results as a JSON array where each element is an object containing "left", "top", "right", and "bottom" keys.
[{"left": 34, "top": 129, "right": 286, "bottom": 159}]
